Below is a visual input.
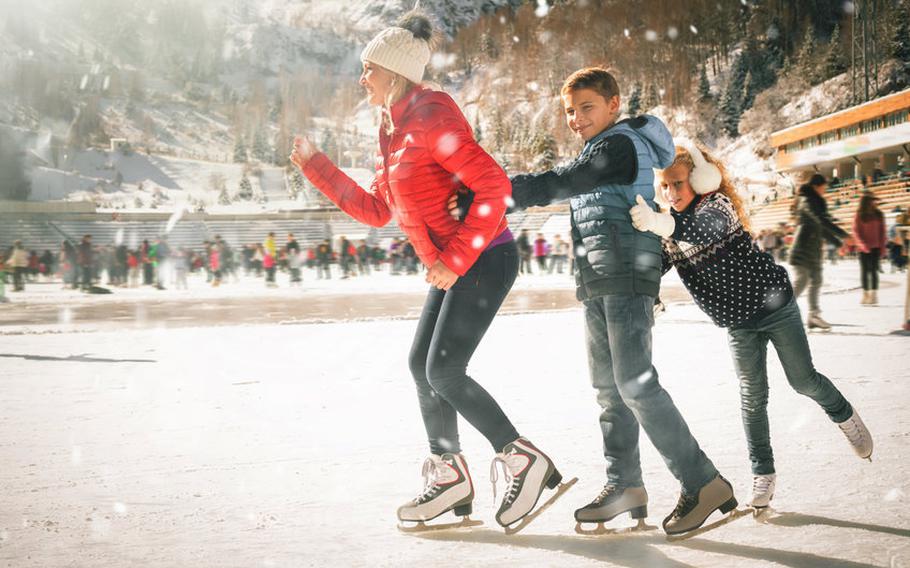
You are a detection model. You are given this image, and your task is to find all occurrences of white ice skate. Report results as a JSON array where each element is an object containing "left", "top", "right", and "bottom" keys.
[
  {"left": 397, "top": 453, "right": 481, "bottom": 532},
  {"left": 748, "top": 473, "right": 776, "bottom": 509},
  {"left": 491, "top": 437, "right": 576, "bottom": 534},
  {"left": 837, "top": 409, "right": 873, "bottom": 461}
]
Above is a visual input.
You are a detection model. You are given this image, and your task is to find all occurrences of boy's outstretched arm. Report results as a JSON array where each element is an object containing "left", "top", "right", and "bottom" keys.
[
  {"left": 450, "top": 134, "right": 637, "bottom": 219},
  {"left": 509, "top": 134, "right": 638, "bottom": 211}
]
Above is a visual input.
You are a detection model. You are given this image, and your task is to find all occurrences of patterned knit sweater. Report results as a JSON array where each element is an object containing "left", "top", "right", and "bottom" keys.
[{"left": 662, "top": 192, "right": 792, "bottom": 328}]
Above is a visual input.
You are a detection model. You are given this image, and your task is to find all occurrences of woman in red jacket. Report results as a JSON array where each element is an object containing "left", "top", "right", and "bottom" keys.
[
  {"left": 852, "top": 191, "right": 887, "bottom": 305},
  {"left": 290, "top": 13, "right": 565, "bottom": 531}
]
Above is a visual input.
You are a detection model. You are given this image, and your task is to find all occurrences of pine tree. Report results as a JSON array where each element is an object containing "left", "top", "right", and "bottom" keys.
[
  {"left": 0, "top": 129, "right": 31, "bottom": 200},
  {"left": 288, "top": 168, "right": 305, "bottom": 200},
  {"left": 473, "top": 115, "right": 483, "bottom": 143},
  {"left": 320, "top": 128, "right": 338, "bottom": 162},
  {"left": 824, "top": 24, "right": 848, "bottom": 79},
  {"left": 252, "top": 128, "right": 270, "bottom": 162},
  {"left": 492, "top": 110, "right": 507, "bottom": 153},
  {"left": 796, "top": 23, "right": 822, "bottom": 85},
  {"left": 218, "top": 186, "right": 231, "bottom": 205},
  {"left": 741, "top": 71, "right": 757, "bottom": 112},
  {"left": 697, "top": 66, "right": 712, "bottom": 101},
  {"left": 892, "top": 0, "right": 910, "bottom": 64},
  {"left": 273, "top": 129, "right": 291, "bottom": 167},
  {"left": 233, "top": 135, "right": 247, "bottom": 163},
  {"left": 237, "top": 173, "right": 253, "bottom": 200},
  {"left": 643, "top": 83, "right": 660, "bottom": 110},
  {"left": 720, "top": 81, "right": 742, "bottom": 137},
  {"left": 480, "top": 32, "right": 499, "bottom": 60},
  {"left": 627, "top": 83, "right": 642, "bottom": 116},
  {"left": 533, "top": 132, "right": 558, "bottom": 170}
]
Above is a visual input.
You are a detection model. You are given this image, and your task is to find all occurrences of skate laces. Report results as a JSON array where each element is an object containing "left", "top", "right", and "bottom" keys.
[
  {"left": 751, "top": 475, "right": 774, "bottom": 496},
  {"left": 670, "top": 492, "right": 698, "bottom": 519},
  {"left": 838, "top": 415, "right": 866, "bottom": 446},
  {"left": 490, "top": 451, "right": 522, "bottom": 506},
  {"left": 592, "top": 484, "right": 620, "bottom": 505},
  {"left": 416, "top": 457, "right": 444, "bottom": 503}
]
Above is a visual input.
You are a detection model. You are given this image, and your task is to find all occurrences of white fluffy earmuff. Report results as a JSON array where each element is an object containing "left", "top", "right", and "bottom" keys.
[{"left": 679, "top": 140, "right": 721, "bottom": 195}]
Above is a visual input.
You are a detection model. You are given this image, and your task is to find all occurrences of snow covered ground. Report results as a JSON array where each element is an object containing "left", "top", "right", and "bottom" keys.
[{"left": 0, "top": 264, "right": 908, "bottom": 567}]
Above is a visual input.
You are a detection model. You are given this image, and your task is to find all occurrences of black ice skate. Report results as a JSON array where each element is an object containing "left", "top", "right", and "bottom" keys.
[{"left": 574, "top": 484, "right": 656, "bottom": 536}]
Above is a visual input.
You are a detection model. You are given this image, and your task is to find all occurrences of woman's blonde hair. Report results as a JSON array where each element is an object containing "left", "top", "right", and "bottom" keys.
[
  {"left": 380, "top": 70, "right": 417, "bottom": 135},
  {"left": 669, "top": 144, "right": 752, "bottom": 233}
]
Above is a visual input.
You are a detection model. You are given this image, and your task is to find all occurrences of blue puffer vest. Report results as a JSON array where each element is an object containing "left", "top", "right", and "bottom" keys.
[{"left": 570, "top": 115, "right": 676, "bottom": 300}]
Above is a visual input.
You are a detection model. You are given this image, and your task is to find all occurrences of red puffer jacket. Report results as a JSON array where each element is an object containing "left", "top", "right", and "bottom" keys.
[{"left": 300, "top": 86, "right": 510, "bottom": 276}]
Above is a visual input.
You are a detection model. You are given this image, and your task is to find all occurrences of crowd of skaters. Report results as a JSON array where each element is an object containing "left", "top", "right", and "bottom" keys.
[
  {"left": 0, "top": 231, "right": 465, "bottom": 294},
  {"left": 2, "top": 202, "right": 906, "bottom": 299}
]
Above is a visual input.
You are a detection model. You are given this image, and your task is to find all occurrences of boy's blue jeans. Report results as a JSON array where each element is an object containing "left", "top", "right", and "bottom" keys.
[
  {"left": 584, "top": 294, "right": 718, "bottom": 495},
  {"left": 727, "top": 297, "right": 852, "bottom": 475}
]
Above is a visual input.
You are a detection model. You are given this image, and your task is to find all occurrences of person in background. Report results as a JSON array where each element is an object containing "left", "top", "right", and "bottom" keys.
[
  {"left": 789, "top": 174, "right": 847, "bottom": 330},
  {"left": 533, "top": 233, "right": 549, "bottom": 273},
  {"left": 852, "top": 191, "right": 887, "bottom": 306}
]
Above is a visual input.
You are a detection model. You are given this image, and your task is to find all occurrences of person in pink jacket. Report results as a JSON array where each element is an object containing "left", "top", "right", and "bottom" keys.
[{"left": 852, "top": 191, "right": 887, "bottom": 305}]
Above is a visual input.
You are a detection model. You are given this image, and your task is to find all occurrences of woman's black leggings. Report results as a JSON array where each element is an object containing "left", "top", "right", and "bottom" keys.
[
  {"left": 408, "top": 240, "right": 520, "bottom": 455},
  {"left": 859, "top": 249, "right": 880, "bottom": 290}
]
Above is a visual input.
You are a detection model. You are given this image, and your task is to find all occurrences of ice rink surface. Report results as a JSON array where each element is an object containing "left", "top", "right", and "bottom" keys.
[{"left": 1, "top": 264, "right": 908, "bottom": 567}]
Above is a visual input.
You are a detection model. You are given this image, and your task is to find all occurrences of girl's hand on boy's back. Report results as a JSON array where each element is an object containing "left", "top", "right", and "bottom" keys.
[{"left": 630, "top": 195, "right": 676, "bottom": 237}]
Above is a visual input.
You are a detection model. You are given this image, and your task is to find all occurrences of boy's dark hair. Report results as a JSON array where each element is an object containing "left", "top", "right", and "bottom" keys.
[{"left": 561, "top": 67, "right": 620, "bottom": 100}]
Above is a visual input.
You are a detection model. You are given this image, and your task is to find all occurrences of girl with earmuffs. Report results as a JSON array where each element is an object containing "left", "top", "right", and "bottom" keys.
[{"left": 630, "top": 141, "right": 874, "bottom": 510}]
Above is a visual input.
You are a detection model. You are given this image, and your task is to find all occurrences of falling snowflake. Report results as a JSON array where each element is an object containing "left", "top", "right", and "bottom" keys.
[
  {"left": 477, "top": 203, "right": 492, "bottom": 217},
  {"left": 667, "top": 27, "right": 678, "bottom": 40},
  {"left": 113, "top": 502, "right": 128, "bottom": 515},
  {"left": 435, "top": 133, "right": 460, "bottom": 158},
  {"left": 645, "top": 30, "right": 658, "bottom": 42},
  {"left": 71, "top": 446, "right": 82, "bottom": 465},
  {"left": 884, "top": 488, "right": 904, "bottom": 502},
  {"left": 527, "top": 81, "right": 540, "bottom": 92},
  {"left": 535, "top": 0, "right": 549, "bottom": 17},
  {"left": 843, "top": 1, "right": 855, "bottom": 15},
  {"left": 431, "top": 53, "right": 456, "bottom": 70},
  {"left": 623, "top": 28, "right": 630, "bottom": 38},
  {"left": 575, "top": 245, "right": 587, "bottom": 257},
  {"left": 512, "top": 36, "right": 520, "bottom": 43},
  {"left": 472, "top": 235, "right": 485, "bottom": 249},
  {"left": 689, "top": 25, "right": 699, "bottom": 35},
  {"left": 635, "top": 370, "right": 654, "bottom": 384},
  {"left": 504, "top": 196, "right": 516, "bottom": 208}
]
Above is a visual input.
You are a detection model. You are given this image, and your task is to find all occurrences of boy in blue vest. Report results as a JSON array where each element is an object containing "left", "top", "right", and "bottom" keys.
[{"left": 452, "top": 67, "right": 736, "bottom": 535}]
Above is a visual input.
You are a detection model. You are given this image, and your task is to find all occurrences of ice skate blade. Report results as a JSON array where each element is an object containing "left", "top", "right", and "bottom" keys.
[
  {"left": 397, "top": 516, "right": 483, "bottom": 533},
  {"left": 575, "top": 518, "right": 658, "bottom": 536},
  {"left": 751, "top": 506, "right": 777, "bottom": 523},
  {"left": 503, "top": 477, "right": 578, "bottom": 535},
  {"left": 665, "top": 507, "right": 753, "bottom": 541}
]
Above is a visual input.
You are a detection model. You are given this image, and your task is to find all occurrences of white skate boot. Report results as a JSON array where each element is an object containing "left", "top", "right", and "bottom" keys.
[
  {"left": 397, "top": 453, "right": 481, "bottom": 532},
  {"left": 748, "top": 473, "right": 776, "bottom": 509},
  {"left": 837, "top": 409, "right": 873, "bottom": 460},
  {"left": 491, "top": 437, "right": 576, "bottom": 534}
]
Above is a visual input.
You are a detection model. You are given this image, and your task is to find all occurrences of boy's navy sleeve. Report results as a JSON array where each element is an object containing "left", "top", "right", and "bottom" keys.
[{"left": 508, "top": 134, "right": 637, "bottom": 212}]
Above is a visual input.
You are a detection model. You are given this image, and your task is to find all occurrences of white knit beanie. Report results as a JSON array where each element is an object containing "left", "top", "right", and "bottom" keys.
[{"left": 360, "top": 15, "right": 433, "bottom": 85}]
